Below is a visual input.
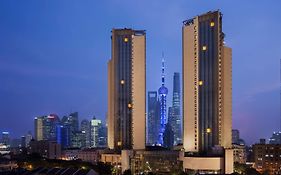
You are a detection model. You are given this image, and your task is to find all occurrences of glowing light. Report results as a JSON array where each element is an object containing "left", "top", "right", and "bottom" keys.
[
  {"left": 124, "top": 38, "right": 128, "bottom": 42},
  {"left": 206, "top": 128, "right": 211, "bottom": 133},
  {"left": 210, "top": 22, "right": 215, "bottom": 27},
  {"left": 117, "top": 141, "right": 122, "bottom": 146},
  {"left": 128, "top": 103, "right": 132, "bottom": 108},
  {"left": 202, "top": 46, "right": 207, "bottom": 51},
  {"left": 199, "top": 81, "right": 203, "bottom": 86},
  {"left": 120, "top": 80, "right": 125, "bottom": 85}
]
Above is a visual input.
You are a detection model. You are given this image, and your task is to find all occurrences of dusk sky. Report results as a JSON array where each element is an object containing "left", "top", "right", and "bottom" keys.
[{"left": 0, "top": 0, "right": 280, "bottom": 144}]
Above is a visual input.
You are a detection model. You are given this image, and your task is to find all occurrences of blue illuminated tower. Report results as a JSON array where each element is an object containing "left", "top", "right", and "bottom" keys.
[{"left": 158, "top": 56, "right": 168, "bottom": 145}]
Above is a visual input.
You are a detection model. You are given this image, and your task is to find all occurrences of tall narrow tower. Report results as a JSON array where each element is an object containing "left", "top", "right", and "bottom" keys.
[
  {"left": 107, "top": 29, "right": 146, "bottom": 150},
  {"left": 182, "top": 10, "right": 233, "bottom": 174},
  {"left": 158, "top": 57, "right": 168, "bottom": 145},
  {"left": 168, "top": 72, "right": 182, "bottom": 145}
]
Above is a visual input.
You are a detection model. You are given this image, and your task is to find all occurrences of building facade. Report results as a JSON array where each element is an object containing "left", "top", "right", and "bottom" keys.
[
  {"left": 81, "top": 119, "right": 91, "bottom": 148},
  {"left": 1, "top": 132, "right": 10, "bottom": 146},
  {"left": 269, "top": 131, "right": 281, "bottom": 144},
  {"left": 34, "top": 116, "right": 44, "bottom": 141},
  {"left": 253, "top": 144, "right": 281, "bottom": 175},
  {"left": 107, "top": 28, "right": 146, "bottom": 150},
  {"left": 147, "top": 91, "right": 160, "bottom": 146},
  {"left": 90, "top": 117, "right": 101, "bottom": 148},
  {"left": 168, "top": 72, "right": 182, "bottom": 145},
  {"left": 182, "top": 10, "right": 233, "bottom": 174}
]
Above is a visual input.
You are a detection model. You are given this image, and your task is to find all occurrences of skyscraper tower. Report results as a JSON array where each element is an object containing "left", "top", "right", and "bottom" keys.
[
  {"left": 168, "top": 72, "right": 182, "bottom": 145},
  {"left": 182, "top": 10, "right": 233, "bottom": 173},
  {"left": 147, "top": 91, "right": 160, "bottom": 145},
  {"left": 108, "top": 28, "right": 146, "bottom": 150},
  {"left": 90, "top": 117, "right": 102, "bottom": 147},
  {"left": 81, "top": 119, "right": 91, "bottom": 148},
  {"left": 158, "top": 57, "right": 168, "bottom": 145}
]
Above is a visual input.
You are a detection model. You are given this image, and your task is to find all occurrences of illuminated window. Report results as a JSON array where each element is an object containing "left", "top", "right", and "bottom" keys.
[
  {"left": 202, "top": 46, "right": 207, "bottom": 51},
  {"left": 128, "top": 103, "right": 132, "bottom": 108},
  {"left": 117, "top": 141, "right": 122, "bottom": 146},
  {"left": 206, "top": 128, "right": 211, "bottom": 133},
  {"left": 124, "top": 37, "right": 128, "bottom": 42},
  {"left": 210, "top": 22, "right": 215, "bottom": 27},
  {"left": 120, "top": 80, "right": 125, "bottom": 85},
  {"left": 199, "top": 81, "right": 203, "bottom": 86}
]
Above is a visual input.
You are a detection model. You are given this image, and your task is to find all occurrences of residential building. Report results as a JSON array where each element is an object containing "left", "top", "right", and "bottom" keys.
[
  {"left": 233, "top": 144, "right": 246, "bottom": 164},
  {"left": 253, "top": 144, "right": 281, "bottom": 175}
]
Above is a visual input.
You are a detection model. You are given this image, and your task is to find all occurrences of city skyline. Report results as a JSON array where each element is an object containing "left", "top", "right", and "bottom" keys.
[{"left": 0, "top": 1, "right": 281, "bottom": 145}]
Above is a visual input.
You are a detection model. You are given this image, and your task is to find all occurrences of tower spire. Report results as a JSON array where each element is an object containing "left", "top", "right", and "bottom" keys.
[{"left": 161, "top": 52, "right": 165, "bottom": 86}]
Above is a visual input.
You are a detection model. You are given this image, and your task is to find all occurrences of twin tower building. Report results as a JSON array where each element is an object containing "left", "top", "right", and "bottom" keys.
[{"left": 107, "top": 10, "right": 233, "bottom": 173}]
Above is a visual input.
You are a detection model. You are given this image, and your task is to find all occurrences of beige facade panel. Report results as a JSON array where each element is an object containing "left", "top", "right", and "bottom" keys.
[
  {"left": 182, "top": 19, "right": 199, "bottom": 152},
  {"left": 225, "top": 149, "right": 234, "bottom": 174},
  {"left": 132, "top": 35, "right": 146, "bottom": 150},
  {"left": 221, "top": 46, "right": 232, "bottom": 148},
  {"left": 182, "top": 156, "right": 224, "bottom": 171},
  {"left": 107, "top": 59, "right": 114, "bottom": 149}
]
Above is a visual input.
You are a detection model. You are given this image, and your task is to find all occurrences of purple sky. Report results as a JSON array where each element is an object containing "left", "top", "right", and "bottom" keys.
[{"left": 0, "top": 0, "right": 280, "bottom": 145}]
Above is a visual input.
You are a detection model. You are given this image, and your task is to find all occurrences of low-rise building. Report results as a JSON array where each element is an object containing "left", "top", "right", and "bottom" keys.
[
  {"left": 253, "top": 144, "right": 281, "bottom": 175},
  {"left": 233, "top": 144, "right": 246, "bottom": 164},
  {"left": 29, "top": 140, "right": 61, "bottom": 159},
  {"left": 131, "top": 148, "right": 181, "bottom": 174}
]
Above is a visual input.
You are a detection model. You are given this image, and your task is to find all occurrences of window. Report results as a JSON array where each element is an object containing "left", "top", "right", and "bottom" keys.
[
  {"left": 128, "top": 103, "right": 132, "bottom": 108},
  {"left": 124, "top": 37, "right": 128, "bottom": 42},
  {"left": 210, "top": 22, "right": 215, "bottom": 27},
  {"left": 199, "top": 81, "right": 203, "bottom": 86},
  {"left": 202, "top": 46, "right": 207, "bottom": 51}
]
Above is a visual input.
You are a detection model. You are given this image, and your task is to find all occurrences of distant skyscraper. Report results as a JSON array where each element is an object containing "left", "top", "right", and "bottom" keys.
[
  {"left": 232, "top": 129, "right": 240, "bottom": 144},
  {"left": 1, "top": 132, "right": 10, "bottom": 146},
  {"left": 34, "top": 116, "right": 44, "bottom": 141},
  {"left": 147, "top": 91, "right": 160, "bottom": 146},
  {"left": 56, "top": 125, "right": 70, "bottom": 148},
  {"left": 182, "top": 10, "right": 233, "bottom": 173},
  {"left": 98, "top": 123, "right": 107, "bottom": 147},
  {"left": 90, "top": 117, "right": 102, "bottom": 147},
  {"left": 68, "top": 112, "right": 79, "bottom": 132},
  {"left": 107, "top": 28, "right": 146, "bottom": 150},
  {"left": 269, "top": 131, "right": 281, "bottom": 144},
  {"left": 43, "top": 114, "right": 60, "bottom": 141},
  {"left": 168, "top": 72, "right": 182, "bottom": 145},
  {"left": 158, "top": 58, "right": 168, "bottom": 145},
  {"left": 163, "top": 123, "right": 174, "bottom": 149},
  {"left": 60, "top": 112, "right": 79, "bottom": 147},
  {"left": 71, "top": 131, "right": 86, "bottom": 148},
  {"left": 25, "top": 131, "right": 33, "bottom": 147},
  {"left": 21, "top": 136, "right": 26, "bottom": 148},
  {"left": 81, "top": 119, "right": 91, "bottom": 147}
]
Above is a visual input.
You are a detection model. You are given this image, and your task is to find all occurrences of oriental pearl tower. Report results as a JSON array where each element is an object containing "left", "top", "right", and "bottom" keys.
[{"left": 158, "top": 55, "right": 168, "bottom": 145}]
